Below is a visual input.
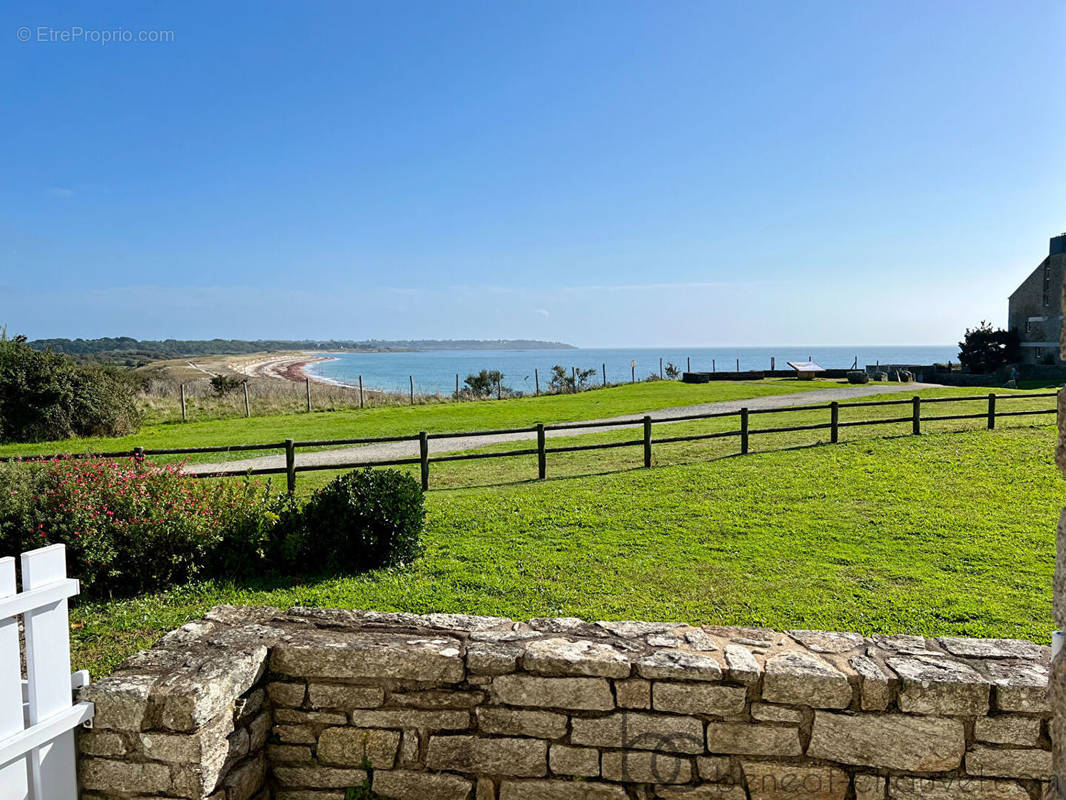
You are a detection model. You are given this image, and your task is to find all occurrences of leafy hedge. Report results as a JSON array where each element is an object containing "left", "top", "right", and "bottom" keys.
[
  {"left": 0, "top": 334, "right": 142, "bottom": 443},
  {"left": 0, "top": 459, "right": 425, "bottom": 597}
]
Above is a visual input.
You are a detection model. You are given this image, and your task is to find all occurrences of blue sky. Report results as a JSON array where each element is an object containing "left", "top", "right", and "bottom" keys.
[{"left": 2, "top": 1, "right": 1064, "bottom": 347}]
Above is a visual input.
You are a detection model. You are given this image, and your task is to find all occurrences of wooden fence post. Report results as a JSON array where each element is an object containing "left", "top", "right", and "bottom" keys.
[
  {"left": 631, "top": 364, "right": 635, "bottom": 383},
  {"left": 410, "top": 376, "right": 414, "bottom": 405},
  {"left": 830, "top": 401, "right": 839, "bottom": 444},
  {"left": 455, "top": 374, "right": 460, "bottom": 398},
  {"left": 687, "top": 356, "right": 691, "bottom": 373},
  {"left": 537, "top": 423, "right": 546, "bottom": 480},
  {"left": 571, "top": 366, "right": 576, "bottom": 392},
  {"left": 912, "top": 396, "right": 921, "bottom": 435},
  {"left": 659, "top": 357, "right": 663, "bottom": 379},
  {"left": 771, "top": 356, "right": 775, "bottom": 370},
  {"left": 712, "top": 359, "right": 716, "bottom": 373},
  {"left": 497, "top": 376, "right": 502, "bottom": 400},
  {"left": 736, "top": 358, "right": 740, "bottom": 373},
  {"left": 180, "top": 383, "right": 187, "bottom": 422},
  {"left": 243, "top": 381, "right": 250, "bottom": 417},
  {"left": 740, "top": 408, "right": 749, "bottom": 454},
  {"left": 285, "top": 439, "right": 296, "bottom": 494},
  {"left": 305, "top": 378, "right": 311, "bottom": 412},
  {"left": 419, "top": 431, "right": 429, "bottom": 491},
  {"left": 602, "top": 363, "right": 606, "bottom": 386},
  {"left": 535, "top": 368, "right": 539, "bottom": 396},
  {"left": 359, "top": 376, "right": 364, "bottom": 408},
  {"left": 643, "top": 416, "right": 652, "bottom": 468},
  {"left": 987, "top": 393, "right": 996, "bottom": 429}
]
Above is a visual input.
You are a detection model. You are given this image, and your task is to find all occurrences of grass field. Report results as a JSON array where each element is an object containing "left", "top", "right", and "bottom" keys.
[
  {"left": 228, "top": 385, "right": 1060, "bottom": 495},
  {"left": 0, "top": 378, "right": 846, "bottom": 458},
  {"left": 70, "top": 424, "right": 1060, "bottom": 676}
]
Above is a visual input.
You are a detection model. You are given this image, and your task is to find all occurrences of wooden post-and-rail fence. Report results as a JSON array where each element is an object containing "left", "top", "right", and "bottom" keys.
[{"left": 4, "top": 392, "right": 1056, "bottom": 496}]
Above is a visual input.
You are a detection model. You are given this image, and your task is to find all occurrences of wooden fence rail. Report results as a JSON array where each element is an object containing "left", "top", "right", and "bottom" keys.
[{"left": 1, "top": 392, "right": 1058, "bottom": 494}]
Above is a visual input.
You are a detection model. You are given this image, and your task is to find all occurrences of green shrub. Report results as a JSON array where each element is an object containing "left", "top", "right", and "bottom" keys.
[
  {"left": 0, "top": 460, "right": 426, "bottom": 596},
  {"left": 210, "top": 374, "right": 245, "bottom": 397},
  {"left": 958, "top": 321, "right": 1020, "bottom": 374},
  {"left": 296, "top": 468, "right": 425, "bottom": 574},
  {"left": 0, "top": 333, "right": 142, "bottom": 443},
  {"left": 0, "top": 458, "right": 275, "bottom": 597}
]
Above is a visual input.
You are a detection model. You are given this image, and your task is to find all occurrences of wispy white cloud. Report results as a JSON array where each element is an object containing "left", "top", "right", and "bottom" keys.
[{"left": 534, "top": 308, "right": 550, "bottom": 317}]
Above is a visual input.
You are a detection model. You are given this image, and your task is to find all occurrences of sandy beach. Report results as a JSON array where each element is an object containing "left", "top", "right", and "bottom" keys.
[{"left": 228, "top": 353, "right": 338, "bottom": 384}]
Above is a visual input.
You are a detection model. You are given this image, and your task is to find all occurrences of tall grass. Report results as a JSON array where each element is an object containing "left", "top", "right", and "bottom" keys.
[{"left": 137, "top": 375, "right": 528, "bottom": 423}]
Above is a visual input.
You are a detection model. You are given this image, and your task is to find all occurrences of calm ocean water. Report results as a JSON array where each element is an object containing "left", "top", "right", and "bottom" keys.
[{"left": 305, "top": 346, "right": 957, "bottom": 395}]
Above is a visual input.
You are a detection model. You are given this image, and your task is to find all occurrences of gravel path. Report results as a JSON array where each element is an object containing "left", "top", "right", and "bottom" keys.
[{"left": 184, "top": 382, "right": 939, "bottom": 475}]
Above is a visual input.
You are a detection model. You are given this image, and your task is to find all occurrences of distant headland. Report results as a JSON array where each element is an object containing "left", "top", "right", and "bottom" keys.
[{"left": 27, "top": 337, "right": 577, "bottom": 366}]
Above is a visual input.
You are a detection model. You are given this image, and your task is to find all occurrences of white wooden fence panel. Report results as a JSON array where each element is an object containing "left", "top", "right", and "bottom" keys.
[
  {"left": 22, "top": 546, "right": 78, "bottom": 800},
  {"left": 0, "top": 545, "right": 92, "bottom": 800},
  {"left": 0, "top": 556, "right": 29, "bottom": 799}
]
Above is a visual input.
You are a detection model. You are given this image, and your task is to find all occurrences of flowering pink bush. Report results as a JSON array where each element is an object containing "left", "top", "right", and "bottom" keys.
[{"left": 0, "top": 457, "right": 277, "bottom": 596}]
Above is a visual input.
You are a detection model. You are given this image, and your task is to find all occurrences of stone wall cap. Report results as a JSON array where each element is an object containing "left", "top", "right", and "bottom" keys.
[{"left": 937, "top": 636, "right": 1049, "bottom": 661}]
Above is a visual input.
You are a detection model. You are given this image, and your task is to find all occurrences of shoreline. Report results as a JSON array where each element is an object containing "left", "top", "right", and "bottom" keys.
[{"left": 229, "top": 353, "right": 340, "bottom": 386}]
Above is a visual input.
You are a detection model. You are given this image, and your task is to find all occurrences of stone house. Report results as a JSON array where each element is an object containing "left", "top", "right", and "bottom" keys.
[{"left": 1008, "top": 232, "right": 1066, "bottom": 364}]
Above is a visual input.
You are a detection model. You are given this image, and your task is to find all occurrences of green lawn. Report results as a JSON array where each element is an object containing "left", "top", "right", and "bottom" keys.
[
  {"left": 274, "top": 386, "right": 1059, "bottom": 494},
  {"left": 71, "top": 425, "right": 1060, "bottom": 676},
  {"left": 0, "top": 378, "right": 851, "bottom": 458}
]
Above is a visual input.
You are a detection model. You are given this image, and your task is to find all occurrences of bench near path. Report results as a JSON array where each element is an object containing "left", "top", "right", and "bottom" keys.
[{"left": 183, "top": 382, "right": 941, "bottom": 476}]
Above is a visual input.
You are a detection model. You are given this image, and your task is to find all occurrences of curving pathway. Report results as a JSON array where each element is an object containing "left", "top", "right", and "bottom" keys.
[{"left": 184, "top": 382, "right": 940, "bottom": 475}]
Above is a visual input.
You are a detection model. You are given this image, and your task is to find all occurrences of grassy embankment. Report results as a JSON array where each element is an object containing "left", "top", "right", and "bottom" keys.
[{"left": 70, "top": 424, "right": 1060, "bottom": 676}]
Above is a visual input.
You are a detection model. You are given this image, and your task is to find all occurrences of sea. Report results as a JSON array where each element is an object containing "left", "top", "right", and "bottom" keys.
[{"left": 304, "top": 346, "right": 957, "bottom": 395}]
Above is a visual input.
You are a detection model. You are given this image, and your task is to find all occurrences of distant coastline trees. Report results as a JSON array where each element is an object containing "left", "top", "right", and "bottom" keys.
[{"left": 27, "top": 337, "right": 577, "bottom": 366}]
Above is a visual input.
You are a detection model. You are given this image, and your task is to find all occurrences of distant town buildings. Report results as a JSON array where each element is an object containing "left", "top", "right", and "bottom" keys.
[{"left": 1008, "top": 233, "right": 1066, "bottom": 365}]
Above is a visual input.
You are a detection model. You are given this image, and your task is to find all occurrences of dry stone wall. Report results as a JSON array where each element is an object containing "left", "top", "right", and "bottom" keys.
[
  {"left": 77, "top": 605, "right": 1053, "bottom": 800},
  {"left": 1051, "top": 282, "right": 1066, "bottom": 799}
]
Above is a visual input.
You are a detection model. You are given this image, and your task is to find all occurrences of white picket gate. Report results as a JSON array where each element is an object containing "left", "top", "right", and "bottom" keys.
[{"left": 0, "top": 544, "right": 94, "bottom": 800}]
